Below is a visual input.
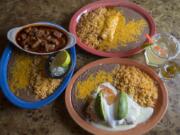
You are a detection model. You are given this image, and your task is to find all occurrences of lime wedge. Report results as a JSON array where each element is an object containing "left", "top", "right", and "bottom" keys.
[
  {"left": 95, "top": 92, "right": 107, "bottom": 121},
  {"left": 141, "top": 42, "right": 153, "bottom": 49},
  {"left": 116, "top": 91, "right": 128, "bottom": 120},
  {"left": 52, "top": 50, "right": 71, "bottom": 68}
]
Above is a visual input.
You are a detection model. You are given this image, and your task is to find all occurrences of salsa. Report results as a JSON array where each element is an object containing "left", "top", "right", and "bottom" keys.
[{"left": 16, "top": 25, "right": 67, "bottom": 53}]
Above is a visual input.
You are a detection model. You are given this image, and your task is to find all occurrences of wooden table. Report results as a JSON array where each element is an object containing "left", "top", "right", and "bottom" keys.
[{"left": 0, "top": 0, "right": 179, "bottom": 135}]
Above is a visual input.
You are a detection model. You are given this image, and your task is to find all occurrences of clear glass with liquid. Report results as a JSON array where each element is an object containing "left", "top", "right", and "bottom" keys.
[
  {"left": 144, "top": 33, "right": 180, "bottom": 67},
  {"left": 159, "top": 59, "right": 180, "bottom": 80}
]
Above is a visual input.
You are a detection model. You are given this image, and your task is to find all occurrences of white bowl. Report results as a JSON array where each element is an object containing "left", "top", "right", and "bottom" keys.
[{"left": 7, "top": 22, "right": 76, "bottom": 55}]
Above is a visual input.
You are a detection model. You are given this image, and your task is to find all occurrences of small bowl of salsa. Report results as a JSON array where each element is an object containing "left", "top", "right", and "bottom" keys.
[{"left": 7, "top": 22, "right": 76, "bottom": 55}]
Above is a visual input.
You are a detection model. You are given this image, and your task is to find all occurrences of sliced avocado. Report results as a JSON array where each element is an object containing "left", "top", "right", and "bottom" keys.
[
  {"left": 95, "top": 92, "right": 107, "bottom": 121},
  {"left": 116, "top": 91, "right": 128, "bottom": 120}
]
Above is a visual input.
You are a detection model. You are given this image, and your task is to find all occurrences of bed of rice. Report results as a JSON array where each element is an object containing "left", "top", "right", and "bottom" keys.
[{"left": 113, "top": 65, "right": 158, "bottom": 107}]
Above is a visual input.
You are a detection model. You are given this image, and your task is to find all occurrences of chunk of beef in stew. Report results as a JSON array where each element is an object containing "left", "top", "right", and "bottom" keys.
[{"left": 16, "top": 26, "right": 67, "bottom": 53}]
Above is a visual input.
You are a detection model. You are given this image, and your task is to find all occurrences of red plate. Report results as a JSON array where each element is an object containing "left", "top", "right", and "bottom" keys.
[
  {"left": 65, "top": 58, "right": 168, "bottom": 135},
  {"left": 69, "top": 0, "right": 156, "bottom": 57}
]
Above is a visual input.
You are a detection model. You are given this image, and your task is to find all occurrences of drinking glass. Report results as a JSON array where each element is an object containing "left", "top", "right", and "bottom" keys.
[
  {"left": 158, "top": 59, "right": 180, "bottom": 80},
  {"left": 144, "top": 33, "right": 180, "bottom": 67}
]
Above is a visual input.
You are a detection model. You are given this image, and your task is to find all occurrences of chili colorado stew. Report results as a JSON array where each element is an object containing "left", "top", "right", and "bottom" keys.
[{"left": 16, "top": 25, "right": 67, "bottom": 53}]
